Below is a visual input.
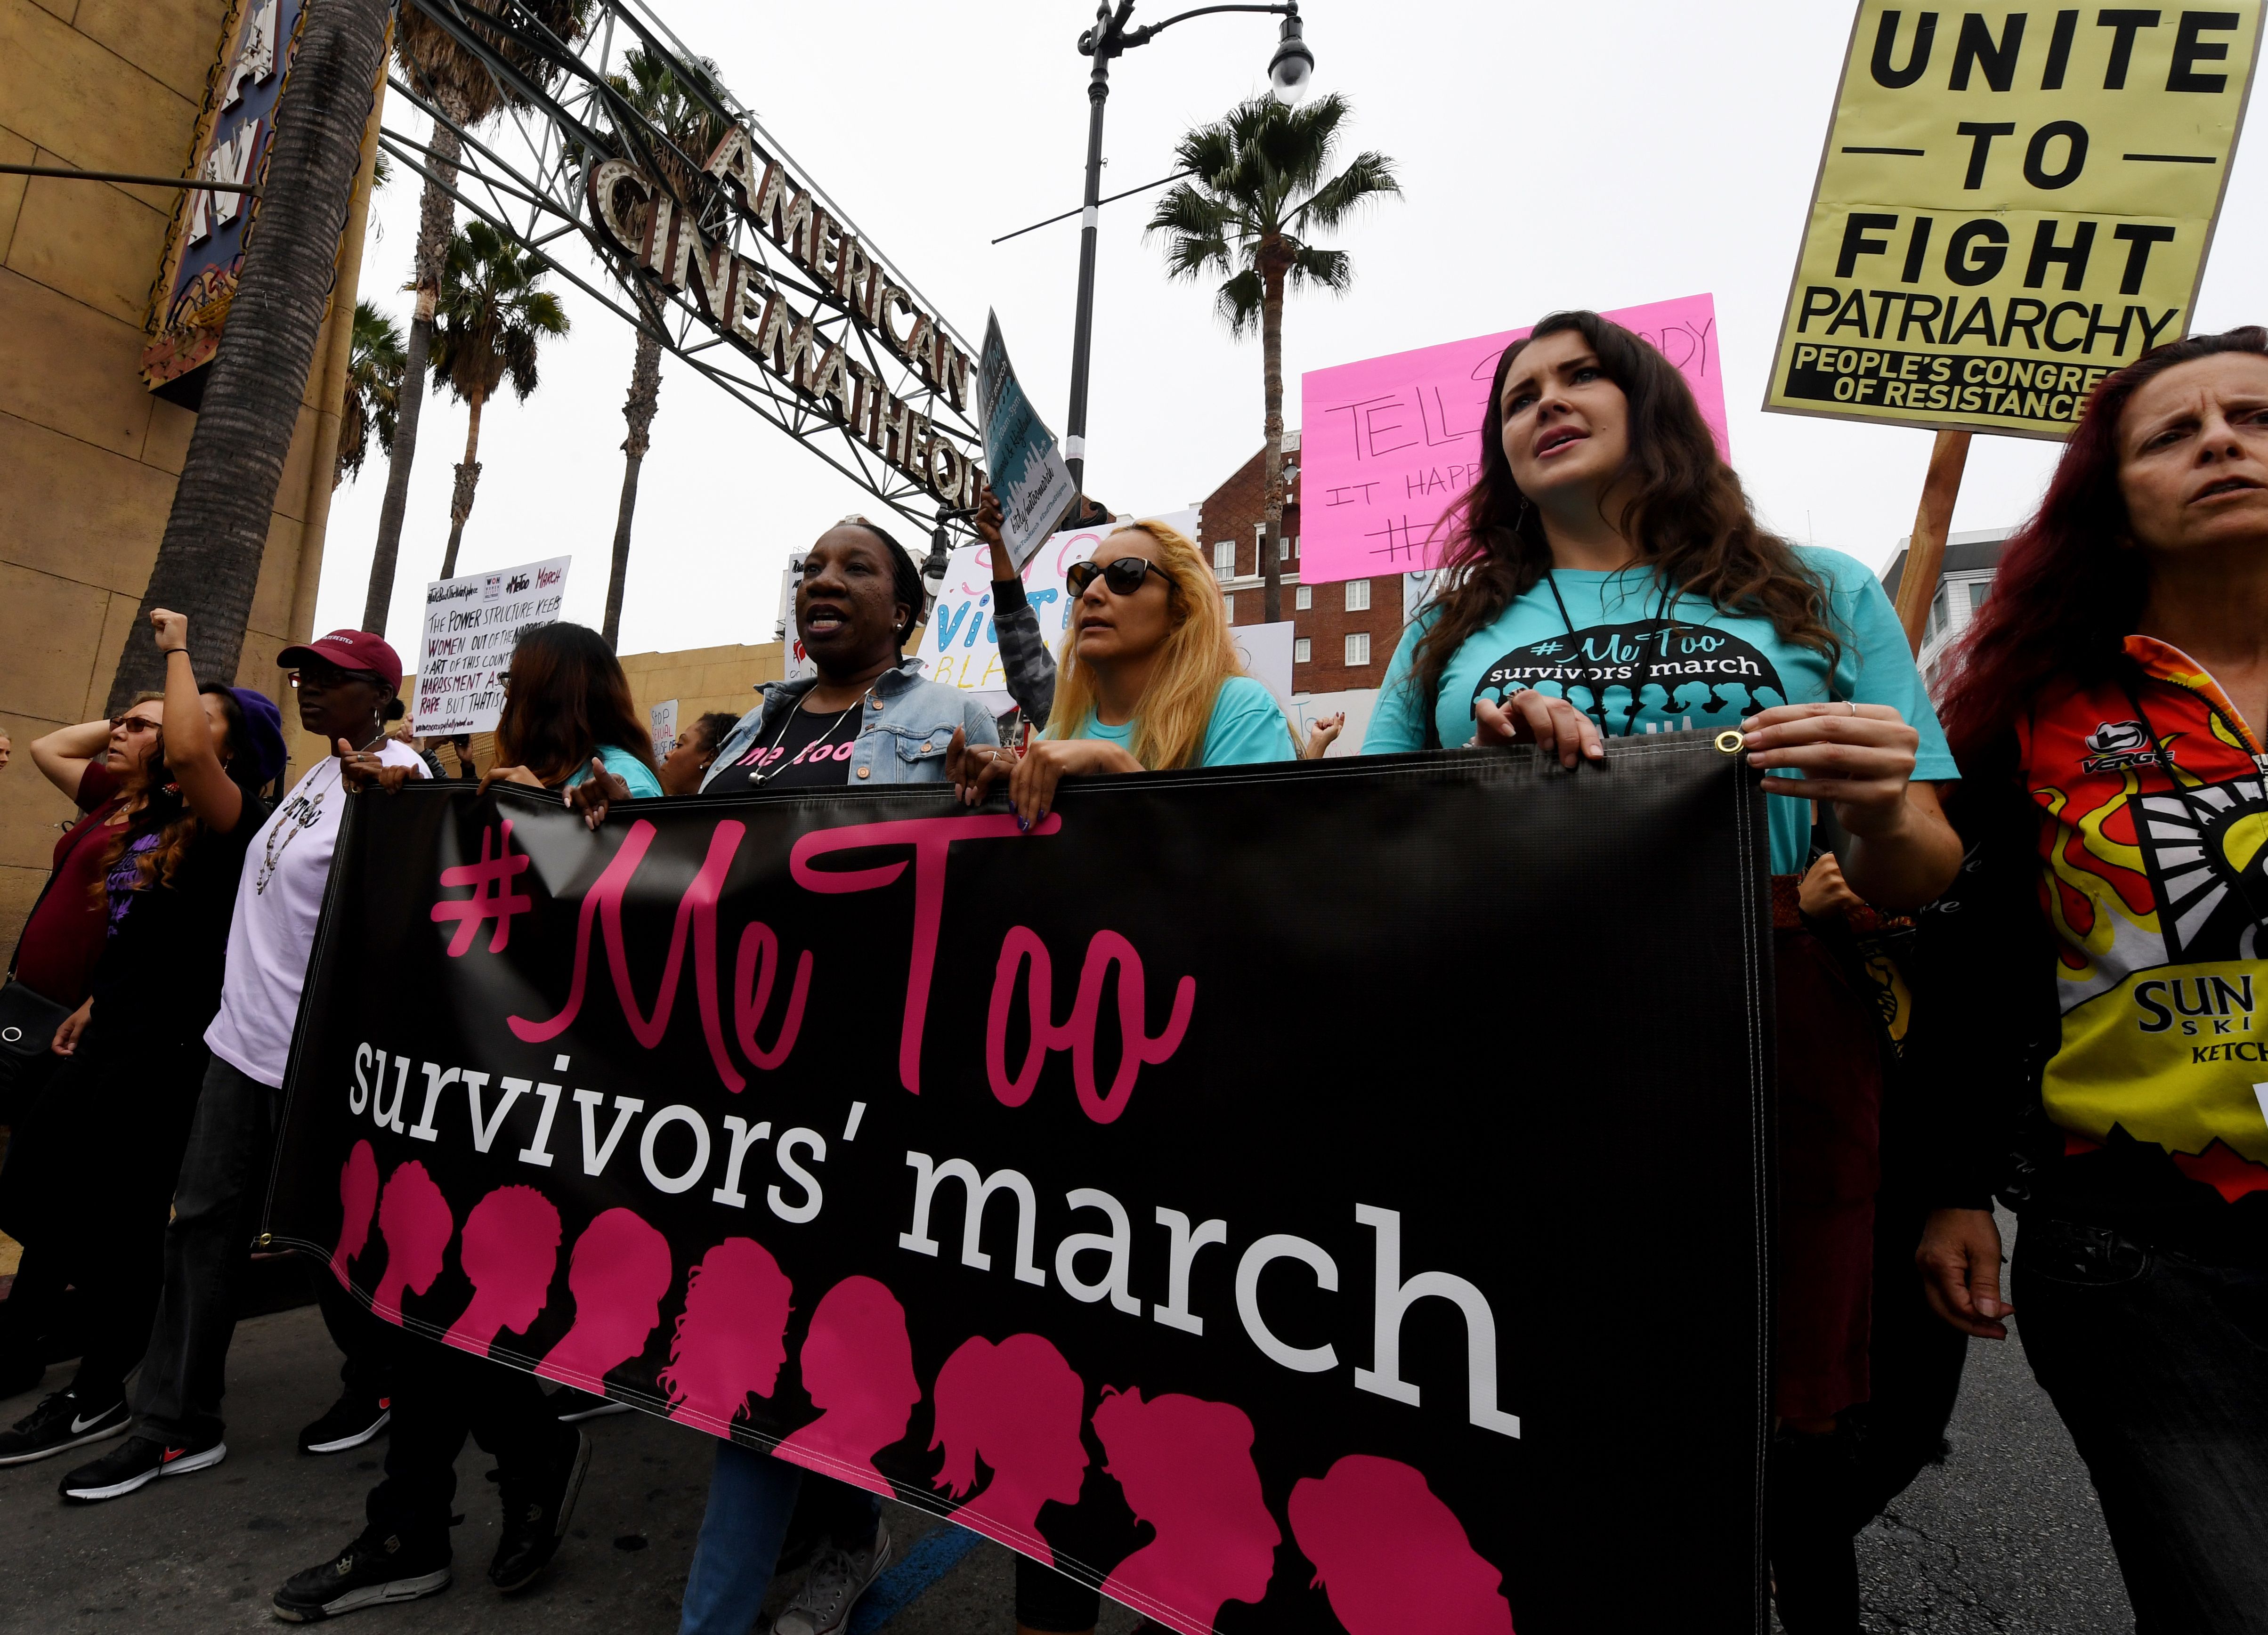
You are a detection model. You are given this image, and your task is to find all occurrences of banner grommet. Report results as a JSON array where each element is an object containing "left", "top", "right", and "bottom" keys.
[{"left": 1715, "top": 731, "right": 1745, "bottom": 754}]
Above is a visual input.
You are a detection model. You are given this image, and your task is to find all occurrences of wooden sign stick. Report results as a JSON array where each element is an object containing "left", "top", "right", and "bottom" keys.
[{"left": 1892, "top": 429, "right": 1972, "bottom": 656}]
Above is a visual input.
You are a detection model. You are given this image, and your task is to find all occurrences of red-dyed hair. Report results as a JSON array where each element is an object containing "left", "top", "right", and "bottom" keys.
[{"left": 1936, "top": 325, "right": 2268, "bottom": 776}]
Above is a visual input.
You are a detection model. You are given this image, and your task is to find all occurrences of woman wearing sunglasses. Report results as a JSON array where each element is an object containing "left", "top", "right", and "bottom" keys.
[
  {"left": 953, "top": 519, "right": 1294, "bottom": 826},
  {"left": 953, "top": 512, "right": 1283, "bottom": 1635},
  {"left": 60, "top": 629, "right": 433, "bottom": 1510},
  {"left": 0, "top": 609, "right": 283, "bottom": 1469},
  {"left": 0, "top": 696, "right": 166, "bottom": 1402}
]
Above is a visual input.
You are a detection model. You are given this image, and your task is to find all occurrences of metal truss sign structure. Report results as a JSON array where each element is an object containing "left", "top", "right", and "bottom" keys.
[{"left": 383, "top": 0, "right": 986, "bottom": 533}]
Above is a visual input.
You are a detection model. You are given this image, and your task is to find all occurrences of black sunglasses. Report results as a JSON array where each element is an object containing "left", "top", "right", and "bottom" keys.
[{"left": 1066, "top": 557, "right": 1167, "bottom": 598}]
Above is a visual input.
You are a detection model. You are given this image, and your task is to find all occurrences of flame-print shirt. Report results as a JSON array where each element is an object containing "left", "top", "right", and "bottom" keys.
[{"left": 1921, "top": 636, "right": 2268, "bottom": 1259}]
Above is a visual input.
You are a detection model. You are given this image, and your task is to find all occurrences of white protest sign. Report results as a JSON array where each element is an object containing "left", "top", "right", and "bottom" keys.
[
  {"left": 1231, "top": 620, "right": 1296, "bottom": 712},
  {"left": 415, "top": 555, "right": 569, "bottom": 736},
  {"left": 917, "top": 508, "right": 1203, "bottom": 714},
  {"left": 650, "top": 699, "right": 679, "bottom": 757}
]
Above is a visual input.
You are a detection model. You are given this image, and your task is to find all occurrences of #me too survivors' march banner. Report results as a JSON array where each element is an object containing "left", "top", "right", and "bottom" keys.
[
  {"left": 1766, "top": 1, "right": 2262, "bottom": 441},
  {"left": 265, "top": 735, "right": 1775, "bottom": 1634},
  {"left": 415, "top": 557, "right": 570, "bottom": 737},
  {"left": 1297, "top": 295, "right": 1729, "bottom": 585}
]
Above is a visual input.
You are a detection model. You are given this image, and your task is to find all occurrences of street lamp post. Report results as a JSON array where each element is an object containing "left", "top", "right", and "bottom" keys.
[{"left": 1063, "top": 0, "right": 1312, "bottom": 499}]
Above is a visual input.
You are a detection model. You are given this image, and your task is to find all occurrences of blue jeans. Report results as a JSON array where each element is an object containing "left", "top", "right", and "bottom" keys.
[
  {"left": 680, "top": 1442, "right": 882, "bottom": 1635},
  {"left": 2015, "top": 1216, "right": 2268, "bottom": 1635}
]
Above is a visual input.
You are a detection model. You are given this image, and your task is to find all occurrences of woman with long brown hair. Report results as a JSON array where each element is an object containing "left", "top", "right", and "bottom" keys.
[
  {"left": 485, "top": 620, "right": 664, "bottom": 803},
  {"left": 1365, "top": 310, "right": 1961, "bottom": 1633},
  {"left": 1915, "top": 327, "right": 2268, "bottom": 1632}
]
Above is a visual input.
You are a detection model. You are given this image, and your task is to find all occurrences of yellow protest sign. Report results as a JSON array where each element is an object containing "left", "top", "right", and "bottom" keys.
[{"left": 1766, "top": 3, "right": 2262, "bottom": 440}]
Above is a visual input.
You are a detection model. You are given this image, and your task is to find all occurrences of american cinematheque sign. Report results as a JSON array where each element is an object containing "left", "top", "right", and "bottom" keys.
[
  {"left": 584, "top": 125, "right": 984, "bottom": 512},
  {"left": 267, "top": 736, "right": 1775, "bottom": 1633}
]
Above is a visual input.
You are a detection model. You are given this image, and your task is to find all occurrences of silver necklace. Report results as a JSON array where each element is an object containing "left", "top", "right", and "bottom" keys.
[{"left": 748, "top": 689, "right": 872, "bottom": 784}]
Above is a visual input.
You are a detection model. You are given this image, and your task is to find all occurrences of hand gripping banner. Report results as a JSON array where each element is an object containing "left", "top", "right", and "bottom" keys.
[{"left": 265, "top": 733, "right": 1774, "bottom": 1634}]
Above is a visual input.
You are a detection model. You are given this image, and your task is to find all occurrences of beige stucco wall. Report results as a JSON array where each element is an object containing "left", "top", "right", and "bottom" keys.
[
  {"left": 616, "top": 640, "right": 786, "bottom": 737},
  {"left": 0, "top": 0, "right": 381, "bottom": 954}
]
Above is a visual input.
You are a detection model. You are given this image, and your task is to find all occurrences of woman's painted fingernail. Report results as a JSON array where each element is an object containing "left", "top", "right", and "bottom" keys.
[{"left": 1016, "top": 815, "right": 1031, "bottom": 832}]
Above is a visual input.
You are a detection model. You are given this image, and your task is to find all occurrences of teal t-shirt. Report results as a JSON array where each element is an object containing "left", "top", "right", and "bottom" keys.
[
  {"left": 566, "top": 743, "right": 664, "bottom": 798},
  {"left": 1364, "top": 547, "right": 1957, "bottom": 874},
  {"left": 1062, "top": 675, "right": 1296, "bottom": 767}
]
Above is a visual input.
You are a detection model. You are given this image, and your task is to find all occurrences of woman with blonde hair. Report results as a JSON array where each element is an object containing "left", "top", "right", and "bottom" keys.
[{"left": 953, "top": 518, "right": 1293, "bottom": 819}]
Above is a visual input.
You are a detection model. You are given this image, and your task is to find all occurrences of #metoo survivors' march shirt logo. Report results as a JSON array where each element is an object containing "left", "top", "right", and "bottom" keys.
[
  {"left": 1474, "top": 620, "right": 1791, "bottom": 733},
  {"left": 1766, "top": 1, "right": 2263, "bottom": 441}
]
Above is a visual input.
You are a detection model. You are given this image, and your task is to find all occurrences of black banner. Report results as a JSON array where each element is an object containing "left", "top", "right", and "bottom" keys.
[{"left": 266, "top": 734, "right": 1773, "bottom": 1634}]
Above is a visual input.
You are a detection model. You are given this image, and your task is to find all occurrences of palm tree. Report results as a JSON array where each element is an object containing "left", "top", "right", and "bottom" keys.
[
  {"left": 428, "top": 219, "right": 570, "bottom": 578},
  {"left": 363, "top": 0, "right": 592, "bottom": 632},
  {"left": 596, "top": 48, "right": 726, "bottom": 649},
  {"left": 337, "top": 299, "right": 405, "bottom": 487},
  {"left": 107, "top": 0, "right": 395, "bottom": 711},
  {"left": 1148, "top": 94, "right": 1399, "bottom": 623}
]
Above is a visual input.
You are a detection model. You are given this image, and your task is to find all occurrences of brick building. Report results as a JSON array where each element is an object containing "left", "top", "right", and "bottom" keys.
[{"left": 1200, "top": 433, "right": 1406, "bottom": 692}]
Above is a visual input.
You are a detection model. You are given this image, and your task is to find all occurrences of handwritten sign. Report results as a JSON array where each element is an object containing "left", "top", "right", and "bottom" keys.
[
  {"left": 917, "top": 509, "right": 1203, "bottom": 713},
  {"left": 414, "top": 556, "right": 570, "bottom": 736},
  {"left": 1296, "top": 295, "right": 1727, "bottom": 584}
]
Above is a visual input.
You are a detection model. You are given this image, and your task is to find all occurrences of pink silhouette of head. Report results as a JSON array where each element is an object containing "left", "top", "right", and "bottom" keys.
[
  {"left": 535, "top": 1207, "right": 674, "bottom": 1393},
  {"left": 331, "top": 1141, "right": 381, "bottom": 1284},
  {"left": 443, "top": 1186, "right": 562, "bottom": 1358},
  {"left": 370, "top": 1161, "right": 454, "bottom": 1325},
  {"left": 1289, "top": 1455, "right": 1514, "bottom": 1635},
  {"left": 929, "top": 1334, "right": 1089, "bottom": 1563},
  {"left": 655, "top": 1237, "right": 794, "bottom": 1433},
  {"left": 1092, "top": 1388, "right": 1280, "bottom": 1631},
  {"left": 778, "top": 1276, "right": 918, "bottom": 1494}
]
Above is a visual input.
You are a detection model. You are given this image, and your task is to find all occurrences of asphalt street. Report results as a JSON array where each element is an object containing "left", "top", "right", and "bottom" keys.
[
  {"left": 0, "top": 1210, "right": 2128, "bottom": 1635},
  {"left": 1840, "top": 1211, "right": 2132, "bottom": 1635}
]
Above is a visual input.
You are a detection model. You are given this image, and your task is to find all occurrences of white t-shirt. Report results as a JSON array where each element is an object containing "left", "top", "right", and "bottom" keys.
[{"left": 206, "top": 743, "right": 429, "bottom": 1086}]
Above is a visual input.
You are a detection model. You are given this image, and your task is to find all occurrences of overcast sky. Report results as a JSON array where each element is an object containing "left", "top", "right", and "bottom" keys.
[{"left": 313, "top": 0, "right": 2268, "bottom": 657}]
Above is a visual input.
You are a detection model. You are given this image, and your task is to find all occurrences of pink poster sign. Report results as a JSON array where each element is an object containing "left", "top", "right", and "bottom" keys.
[{"left": 1296, "top": 293, "right": 1727, "bottom": 584}]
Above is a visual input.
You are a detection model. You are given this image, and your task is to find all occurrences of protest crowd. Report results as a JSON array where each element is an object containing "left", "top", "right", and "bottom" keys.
[{"left": 0, "top": 309, "right": 2264, "bottom": 1635}]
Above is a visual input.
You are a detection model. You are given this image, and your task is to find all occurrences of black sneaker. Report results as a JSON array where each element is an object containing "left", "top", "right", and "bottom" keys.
[
  {"left": 299, "top": 1389, "right": 392, "bottom": 1454},
  {"left": 0, "top": 1389, "right": 130, "bottom": 1466},
  {"left": 58, "top": 1431, "right": 226, "bottom": 1502},
  {"left": 273, "top": 1529, "right": 451, "bottom": 1622},
  {"left": 488, "top": 1429, "right": 590, "bottom": 1592},
  {"left": 547, "top": 1386, "right": 630, "bottom": 1423}
]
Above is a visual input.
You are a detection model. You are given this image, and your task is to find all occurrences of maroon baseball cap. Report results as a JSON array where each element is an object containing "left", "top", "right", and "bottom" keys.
[{"left": 278, "top": 630, "right": 404, "bottom": 692}]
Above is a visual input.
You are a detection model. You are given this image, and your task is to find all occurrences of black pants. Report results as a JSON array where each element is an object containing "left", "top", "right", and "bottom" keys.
[
  {"left": 365, "top": 1330, "right": 575, "bottom": 1549},
  {"left": 2016, "top": 1217, "right": 2268, "bottom": 1634},
  {"left": 1768, "top": 1194, "right": 1970, "bottom": 1635},
  {"left": 55, "top": 1236, "right": 164, "bottom": 1407},
  {"left": 136, "top": 1056, "right": 390, "bottom": 1441},
  {"left": 0, "top": 1221, "right": 170, "bottom": 1409},
  {"left": 0, "top": 1244, "right": 68, "bottom": 1382}
]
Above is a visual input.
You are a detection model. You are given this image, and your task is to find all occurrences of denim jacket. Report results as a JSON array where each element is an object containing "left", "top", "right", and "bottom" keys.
[{"left": 699, "top": 657, "right": 999, "bottom": 790}]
